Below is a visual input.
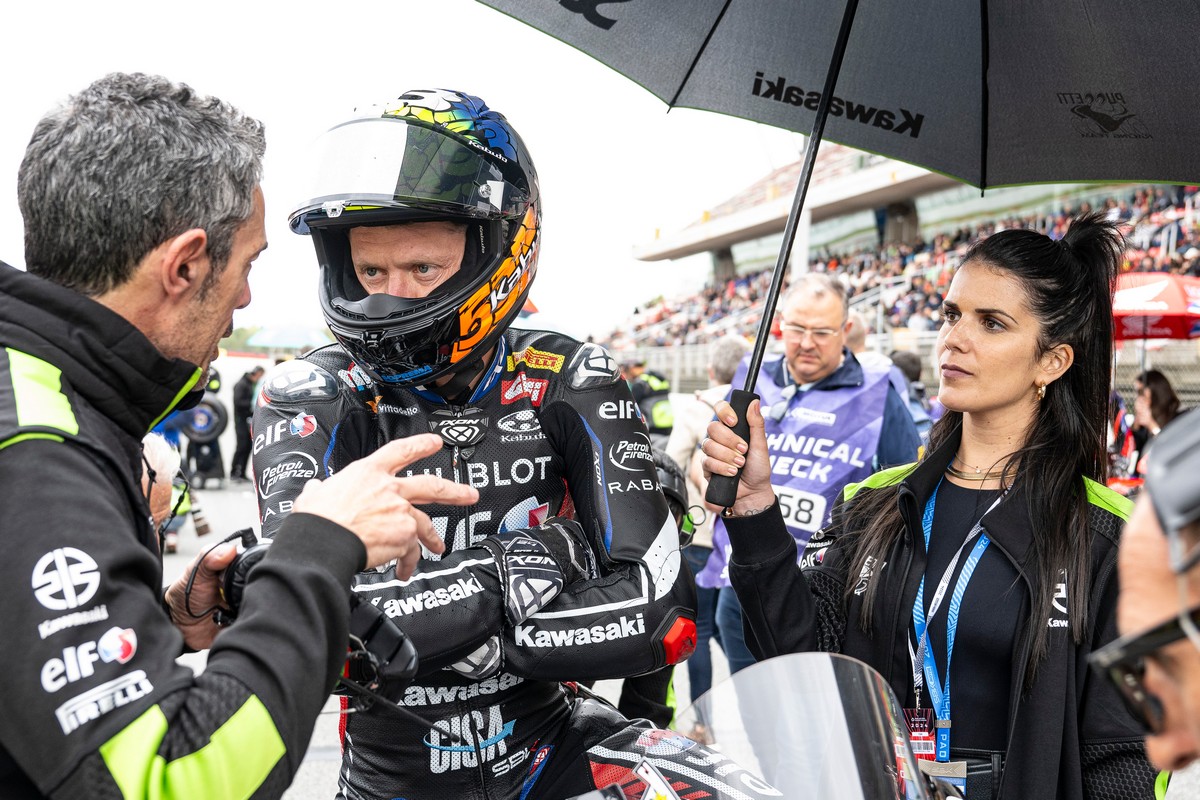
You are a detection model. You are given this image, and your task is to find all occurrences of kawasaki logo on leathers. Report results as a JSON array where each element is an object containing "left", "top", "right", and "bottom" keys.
[{"left": 514, "top": 613, "right": 645, "bottom": 647}]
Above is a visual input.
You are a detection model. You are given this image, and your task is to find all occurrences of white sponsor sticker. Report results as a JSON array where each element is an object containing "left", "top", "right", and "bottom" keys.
[{"left": 776, "top": 485, "right": 828, "bottom": 535}]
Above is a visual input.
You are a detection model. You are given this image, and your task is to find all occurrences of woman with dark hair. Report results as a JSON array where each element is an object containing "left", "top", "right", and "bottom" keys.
[
  {"left": 701, "top": 213, "right": 1155, "bottom": 799},
  {"left": 1132, "top": 369, "right": 1182, "bottom": 457}
]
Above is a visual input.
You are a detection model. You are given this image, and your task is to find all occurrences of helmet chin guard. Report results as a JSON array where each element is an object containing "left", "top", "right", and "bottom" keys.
[{"left": 290, "top": 89, "right": 541, "bottom": 388}]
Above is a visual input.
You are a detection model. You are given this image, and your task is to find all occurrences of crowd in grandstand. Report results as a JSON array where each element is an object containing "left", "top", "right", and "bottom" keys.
[{"left": 600, "top": 184, "right": 1200, "bottom": 349}]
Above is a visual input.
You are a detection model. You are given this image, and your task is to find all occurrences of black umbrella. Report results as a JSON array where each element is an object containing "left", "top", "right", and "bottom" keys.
[{"left": 477, "top": 0, "right": 1200, "bottom": 504}]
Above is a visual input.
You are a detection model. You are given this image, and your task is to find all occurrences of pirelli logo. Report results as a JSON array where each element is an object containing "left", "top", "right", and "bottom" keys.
[{"left": 507, "top": 346, "right": 565, "bottom": 373}]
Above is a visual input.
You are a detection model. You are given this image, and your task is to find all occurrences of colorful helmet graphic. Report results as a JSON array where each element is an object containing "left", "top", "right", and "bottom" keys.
[{"left": 289, "top": 89, "right": 540, "bottom": 387}]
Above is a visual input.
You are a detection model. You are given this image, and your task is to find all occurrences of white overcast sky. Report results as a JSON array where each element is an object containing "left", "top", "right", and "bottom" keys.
[{"left": 0, "top": 0, "right": 804, "bottom": 340}]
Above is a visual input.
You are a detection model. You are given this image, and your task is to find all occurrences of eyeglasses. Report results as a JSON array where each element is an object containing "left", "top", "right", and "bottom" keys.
[
  {"left": 1089, "top": 605, "right": 1200, "bottom": 733},
  {"left": 780, "top": 322, "right": 843, "bottom": 343}
]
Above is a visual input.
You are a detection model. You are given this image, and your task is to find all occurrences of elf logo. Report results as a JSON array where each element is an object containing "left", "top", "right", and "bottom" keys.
[{"left": 41, "top": 627, "right": 138, "bottom": 692}]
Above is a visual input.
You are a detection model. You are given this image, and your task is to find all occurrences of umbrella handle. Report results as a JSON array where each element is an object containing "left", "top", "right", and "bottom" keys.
[{"left": 704, "top": 389, "right": 757, "bottom": 509}]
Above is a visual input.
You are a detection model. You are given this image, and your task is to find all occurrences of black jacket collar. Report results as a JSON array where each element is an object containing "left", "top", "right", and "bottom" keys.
[
  {"left": 897, "top": 424, "right": 1038, "bottom": 572},
  {"left": 0, "top": 262, "right": 202, "bottom": 438}
]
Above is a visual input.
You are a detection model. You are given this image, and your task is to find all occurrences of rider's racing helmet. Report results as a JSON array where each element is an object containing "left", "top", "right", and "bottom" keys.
[{"left": 289, "top": 89, "right": 540, "bottom": 388}]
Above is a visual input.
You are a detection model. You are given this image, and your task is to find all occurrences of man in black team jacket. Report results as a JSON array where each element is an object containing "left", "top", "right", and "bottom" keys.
[
  {"left": 0, "top": 72, "right": 474, "bottom": 799},
  {"left": 251, "top": 90, "right": 764, "bottom": 800}
]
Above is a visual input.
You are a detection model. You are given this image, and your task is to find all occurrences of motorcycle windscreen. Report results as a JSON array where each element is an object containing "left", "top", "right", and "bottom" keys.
[{"left": 675, "top": 652, "right": 930, "bottom": 800}]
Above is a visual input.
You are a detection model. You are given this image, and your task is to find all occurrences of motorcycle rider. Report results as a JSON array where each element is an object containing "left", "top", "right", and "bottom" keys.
[{"left": 251, "top": 89, "right": 734, "bottom": 799}]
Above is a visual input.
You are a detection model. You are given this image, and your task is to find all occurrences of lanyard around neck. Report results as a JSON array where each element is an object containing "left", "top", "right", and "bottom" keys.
[{"left": 908, "top": 478, "right": 1005, "bottom": 761}]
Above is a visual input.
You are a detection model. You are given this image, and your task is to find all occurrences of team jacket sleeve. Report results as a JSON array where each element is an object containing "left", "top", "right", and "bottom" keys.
[
  {"left": 1077, "top": 550, "right": 1157, "bottom": 798},
  {"left": 0, "top": 439, "right": 365, "bottom": 799},
  {"left": 496, "top": 344, "right": 697, "bottom": 681},
  {"left": 726, "top": 499, "right": 850, "bottom": 660}
]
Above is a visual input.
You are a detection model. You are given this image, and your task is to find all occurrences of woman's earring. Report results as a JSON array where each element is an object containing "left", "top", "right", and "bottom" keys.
[{"left": 1036, "top": 383, "right": 1046, "bottom": 401}]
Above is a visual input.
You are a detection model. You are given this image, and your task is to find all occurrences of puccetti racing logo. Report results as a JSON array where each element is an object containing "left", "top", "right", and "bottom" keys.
[
  {"left": 41, "top": 626, "right": 137, "bottom": 692},
  {"left": 752, "top": 71, "right": 925, "bottom": 138},
  {"left": 507, "top": 346, "right": 565, "bottom": 373},
  {"left": 32, "top": 548, "right": 100, "bottom": 611},
  {"left": 1059, "top": 91, "right": 1151, "bottom": 139},
  {"left": 514, "top": 613, "right": 645, "bottom": 648},
  {"left": 501, "top": 372, "right": 549, "bottom": 406},
  {"left": 451, "top": 207, "right": 538, "bottom": 364},
  {"left": 258, "top": 451, "right": 319, "bottom": 500},
  {"left": 55, "top": 670, "right": 153, "bottom": 735},
  {"left": 607, "top": 431, "right": 654, "bottom": 472},
  {"left": 382, "top": 576, "right": 485, "bottom": 618},
  {"left": 425, "top": 704, "right": 520, "bottom": 775},
  {"left": 497, "top": 409, "right": 545, "bottom": 443},
  {"left": 401, "top": 673, "right": 524, "bottom": 706},
  {"left": 38, "top": 604, "right": 109, "bottom": 640}
]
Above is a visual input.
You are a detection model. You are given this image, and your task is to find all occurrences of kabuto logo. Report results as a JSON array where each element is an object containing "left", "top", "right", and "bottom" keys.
[
  {"left": 752, "top": 72, "right": 926, "bottom": 138},
  {"left": 425, "top": 704, "right": 514, "bottom": 773},
  {"left": 258, "top": 452, "right": 319, "bottom": 500},
  {"left": 1060, "top": 92, "right": 1151, "bottom": 139},
  {"left": 498, "top": 409, "right": 541, "bottom": 434},
  {"left": 558, "top": 0, "right": 630, "bottom": 30},
  {"left": 608, "top": 432, "right": 654, "bottom": 472}
]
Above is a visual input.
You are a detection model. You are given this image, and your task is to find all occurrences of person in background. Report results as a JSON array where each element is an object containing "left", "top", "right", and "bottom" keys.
[
  {"left": 698, "top": 274, "right": 921, "bottom": 676},
  {"left": 705, "top": 213, "right": 1154, "bottom": 799},
  {"left": 666, "top": 334, "right": 748, "bottom": 744},
  {"left": 1129, "top": 369, "right": 1183, "bottom": 477},
  {"left": 623, "top": 356, "right": 674, "bottom": 448},
  {"left": 1101, "top": 410, "right": 1200, "bottom": 789},
  {"left": 0, "top": 71, "right": 471, "bottom": 798},
  {"left": 845, "top": 310, "right": 893, "bottom": 370},
  {"left": 890, "top": 348, "right": 934, "bottom": 446},
  {"left": 230, "top": 365, "right": 264, "bottom": 483}
]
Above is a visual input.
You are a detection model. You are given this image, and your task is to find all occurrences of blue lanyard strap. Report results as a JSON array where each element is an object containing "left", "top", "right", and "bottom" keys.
[{"left": 909, "top": 480, "right": 1002, "bottom": 761}]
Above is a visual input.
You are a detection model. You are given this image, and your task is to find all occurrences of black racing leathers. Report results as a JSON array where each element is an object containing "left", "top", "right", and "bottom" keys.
[
  {"left": 253, "top": 330, "right": 699, "bottom": 800},
  {"left": 0, "top": 262, "right": 370, "bottom": 799}
]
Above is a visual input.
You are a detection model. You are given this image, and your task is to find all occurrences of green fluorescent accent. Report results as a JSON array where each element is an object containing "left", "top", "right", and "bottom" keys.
[
  {"left": 0, "top": 432, "right": 64, "bottom": 450},
  {"left": 101, "top": 697, "right": 286, "bottom": 799},
  {"left": 1085, "top": 477, "right": 1134, "bottom": 522},
  {"left": 843, "top": 462, "right": 917, "bottom": 502},
  {"left": 100, "top": 705, "right": 168, "bottom": 799},
  {"left": 147, "top": 368, "right": 203, "bottom": 432},
  {"left": 1156, "top": 770, "right": 1170, "bottom": 800},
  {"left": 5, "top": 348, "right": 78, "bottom": 435}
]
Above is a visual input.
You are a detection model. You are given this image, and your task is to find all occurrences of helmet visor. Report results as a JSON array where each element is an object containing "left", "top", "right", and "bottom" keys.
[{"left": 290, "top": 117, "right": 529, "bottom": 233}]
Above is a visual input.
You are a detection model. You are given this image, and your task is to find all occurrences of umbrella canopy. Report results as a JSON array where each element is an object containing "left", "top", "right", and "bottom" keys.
[
  {"left": 1113, "top": 272, "right": 1200, "bottom": 341},
  {"left": 478, "top": 0, "right": 1200, "bottom": 187}
]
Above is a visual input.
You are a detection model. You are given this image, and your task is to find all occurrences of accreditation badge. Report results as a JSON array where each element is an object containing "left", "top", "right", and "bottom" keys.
[{"left": 903, "top": 707, "right": 936, "bottom": 762}]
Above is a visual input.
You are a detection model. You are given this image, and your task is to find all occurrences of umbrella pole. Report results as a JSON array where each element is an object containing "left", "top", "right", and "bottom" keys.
[{"left": 706, "top": 0, "right": 862, "bottom": 508}]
